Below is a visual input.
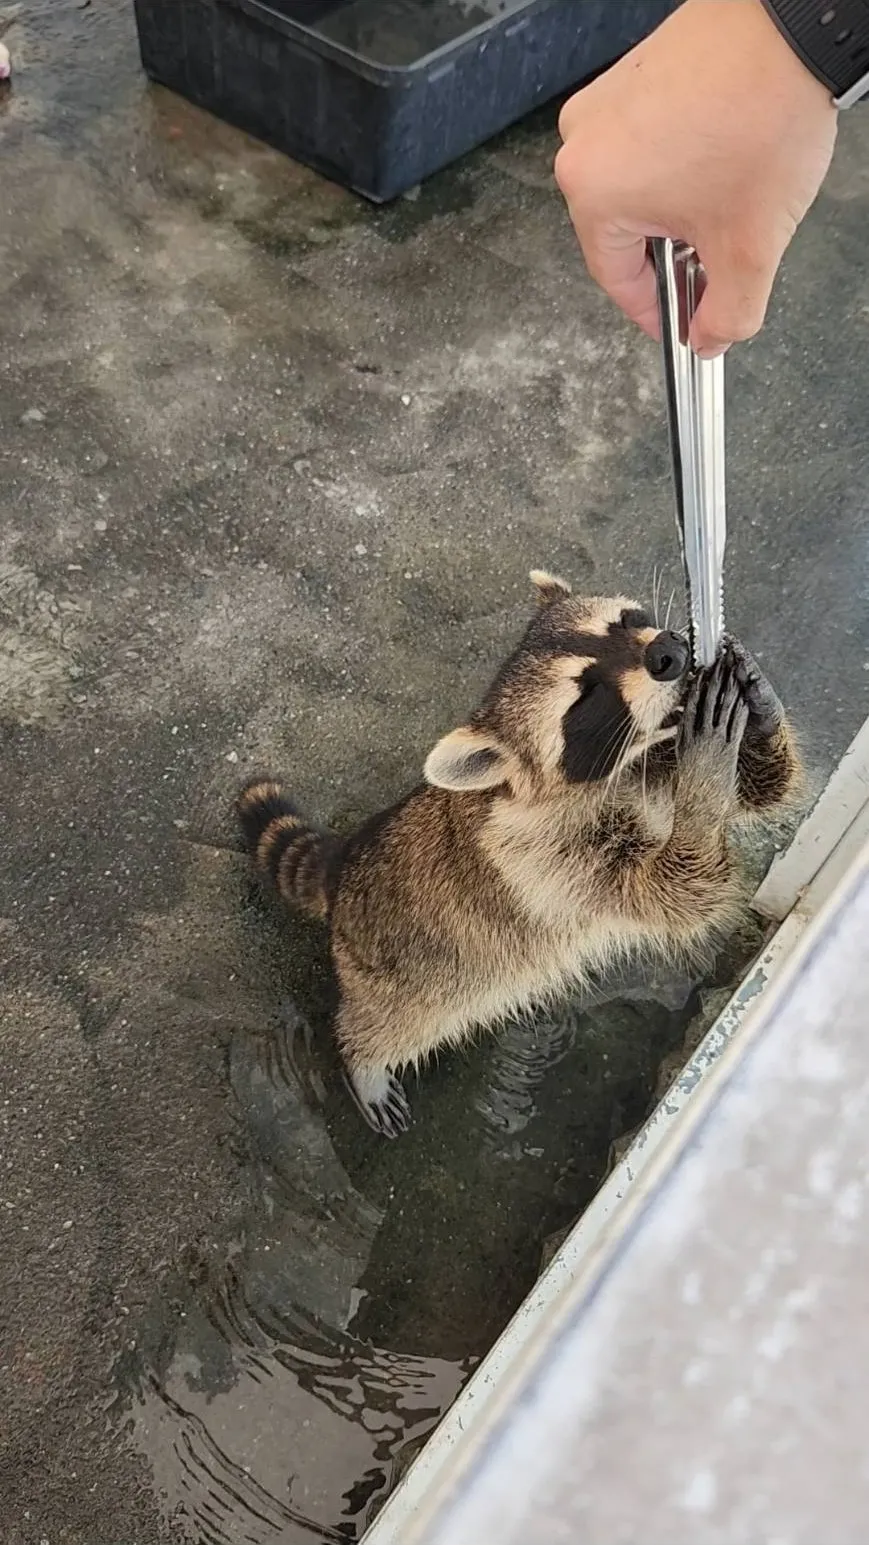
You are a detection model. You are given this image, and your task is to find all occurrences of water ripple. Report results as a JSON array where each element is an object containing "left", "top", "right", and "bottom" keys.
[{"left": 129, "top": 1000, "right": 471, "bottom": 1542}]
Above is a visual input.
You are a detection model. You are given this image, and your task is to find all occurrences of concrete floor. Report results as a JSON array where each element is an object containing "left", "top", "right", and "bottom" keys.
[{"left": 1, "top": 3, "right": 868, "bottom": 1543}]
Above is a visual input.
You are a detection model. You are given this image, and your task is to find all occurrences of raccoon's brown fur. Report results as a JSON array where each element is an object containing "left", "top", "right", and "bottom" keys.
[{"left": 237, "top": 571, "right": 800, "bottom": 1137}]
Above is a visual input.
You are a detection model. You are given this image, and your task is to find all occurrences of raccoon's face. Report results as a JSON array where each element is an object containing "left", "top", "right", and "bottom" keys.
[{"left": 425, "top": 569, "right": 690, "bottom": 797}]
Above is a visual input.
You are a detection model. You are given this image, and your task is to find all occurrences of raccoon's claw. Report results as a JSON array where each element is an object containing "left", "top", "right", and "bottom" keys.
[
  {"left": 345, "top": 1065, "right": 412, "bottom": 1138},
  {"left": 379, "top": 1080, "right": 413, "bottom": 1138},
  {"left": 722, "top": 635, "right": 784, "bottom": 739},
  {"left": 679, "top": 652, "right": 748, "bottom": 751},
  {"left": 677, "top": 651, "right": 748, "bottom": 809}
]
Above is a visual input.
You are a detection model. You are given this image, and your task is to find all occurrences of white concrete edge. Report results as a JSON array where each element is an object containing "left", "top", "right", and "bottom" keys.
[
  {"left": 753, "top": 716, "right": 869, "bottom": 921},
  {"left": 362, "top": 720, "right": 869, "bottom": 1545}
]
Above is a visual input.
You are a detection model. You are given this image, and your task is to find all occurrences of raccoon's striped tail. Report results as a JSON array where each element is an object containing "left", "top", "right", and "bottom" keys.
[{"left": 236, "top": 777, "right": 340, "bottom": 921}]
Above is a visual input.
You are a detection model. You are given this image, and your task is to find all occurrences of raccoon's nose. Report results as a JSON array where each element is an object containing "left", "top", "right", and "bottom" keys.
[{"left": 644, "top": 630, "right": 689, "bottom": 682}]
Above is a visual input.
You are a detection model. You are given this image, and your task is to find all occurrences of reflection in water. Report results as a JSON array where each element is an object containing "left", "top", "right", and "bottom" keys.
[
  {"left": 274, "top": 0, "right": 527, "bottom": 68},
  {"left": 129, "top": 954, "right": 703, "bottom": 1542},
  {"left": 476, "top": 1013, "right": 577, "bottom": 1141},
  {"left": 475, "top": 965, "right": 695, "bottom": 1153},
  {"left": 134, "top": 1286, "right": 467, "bottom": 1543}
]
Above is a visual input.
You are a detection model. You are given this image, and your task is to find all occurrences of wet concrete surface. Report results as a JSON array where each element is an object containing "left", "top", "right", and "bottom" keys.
[{"left": 1, "top": 3, "right": 868, "bottom": 1542}]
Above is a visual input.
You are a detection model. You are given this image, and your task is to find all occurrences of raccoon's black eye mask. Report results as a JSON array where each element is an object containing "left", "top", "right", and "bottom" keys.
[{"left": 560, "top": 669, "right": 634, "bottom": 783}]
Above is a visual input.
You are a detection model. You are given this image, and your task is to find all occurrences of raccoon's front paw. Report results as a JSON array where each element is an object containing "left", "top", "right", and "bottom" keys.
[
  {"left": 723, "top": 635, "right": 784, "bottom": 739},
  {"left": 345, "top": 1063, "right": 412, "bottom": 1139},
  {"left": 677, "top": 651, "right": 749, "bottom": 802}
]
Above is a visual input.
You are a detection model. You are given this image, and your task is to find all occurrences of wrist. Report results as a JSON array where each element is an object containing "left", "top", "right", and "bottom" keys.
[
  {"left": 754, "top": 0, "right": 869, "bottom": 107},
  {"left": 672, "top": 1, "right": 839, "bottom": 118}
]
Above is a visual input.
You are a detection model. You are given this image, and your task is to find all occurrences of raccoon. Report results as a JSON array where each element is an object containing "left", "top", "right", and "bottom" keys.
[{"left": 237, "top": 570, "right": 800, "bottom": 1137}]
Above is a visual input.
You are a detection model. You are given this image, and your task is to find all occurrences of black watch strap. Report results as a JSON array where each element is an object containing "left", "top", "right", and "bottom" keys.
[{"left": 758, "top": 0, "right": 869, "bottom": 106}]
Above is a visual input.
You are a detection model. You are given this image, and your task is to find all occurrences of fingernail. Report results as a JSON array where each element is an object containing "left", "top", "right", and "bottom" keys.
[{"left": 696, "top": 343, "right": 731, "bottom": 361}]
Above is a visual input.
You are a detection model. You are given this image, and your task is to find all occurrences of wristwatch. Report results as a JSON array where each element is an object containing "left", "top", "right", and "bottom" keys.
[{"left": 758, "top": 0, "right": 869, "bottom": 106}]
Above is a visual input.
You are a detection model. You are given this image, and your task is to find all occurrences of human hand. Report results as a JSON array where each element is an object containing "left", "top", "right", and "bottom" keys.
[{"left": 555, "top": 0, "right": 838, "bottom": 356}]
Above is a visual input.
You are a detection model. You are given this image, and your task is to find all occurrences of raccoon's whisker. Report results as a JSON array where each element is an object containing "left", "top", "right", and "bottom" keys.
[
  {"left": 606, "top": 750, "right": 635, "bottom": 815},
  {"left": 613, "top": 716, "right": 641, "bottom": 775},
  {"left": 584, "top": 714, "right": 634, "bottom": 785},
  {"left": 663, "top": 588, "right": 677, "bottom": 632},
  {"left": 592, "top": 717, "right": 636, "bottom": 785},
  {"left": 604, "top": 722, "right": 640, "bottom": 808},
  {"left": 600, "top": 720, "right": 635, "bottom": 778}
]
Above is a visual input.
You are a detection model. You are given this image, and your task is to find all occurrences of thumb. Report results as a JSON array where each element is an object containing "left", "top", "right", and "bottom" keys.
[
  {"left": 688, "top": 242, "right": 779, "bottom": 358},
  {"left": 573, "top": 221, "right": 662, "bottom": 340}
]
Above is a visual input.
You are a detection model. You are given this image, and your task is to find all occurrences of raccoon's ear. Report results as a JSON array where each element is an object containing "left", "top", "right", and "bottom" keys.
[
  {"left": 530, "top": 569, "right": 571, "bottom": 606},
  {"left": 424, "top": 727, "right": 515, "bottom": 792}
]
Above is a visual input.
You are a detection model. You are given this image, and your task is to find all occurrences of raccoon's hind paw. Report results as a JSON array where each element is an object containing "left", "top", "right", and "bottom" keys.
[{"left": 345, "top": 1063, "right": 412, "bottom": 1139}]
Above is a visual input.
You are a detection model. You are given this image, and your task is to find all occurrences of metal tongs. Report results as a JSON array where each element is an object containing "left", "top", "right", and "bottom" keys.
[{"left": 652, "top": 238, "right": 726, "bottom": 668}]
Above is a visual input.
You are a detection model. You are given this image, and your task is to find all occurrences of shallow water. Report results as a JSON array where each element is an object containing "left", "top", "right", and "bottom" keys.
[
  {"left": 130, "top": 1001, "right": 470, "bottom": 1542},
  {"left": 126, "top": 955, "right": 709, "bottom": 1541}
]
